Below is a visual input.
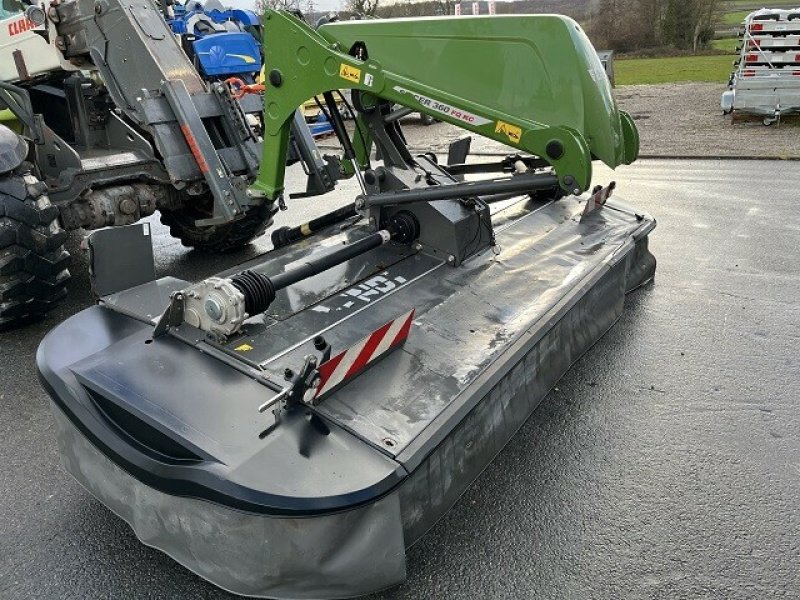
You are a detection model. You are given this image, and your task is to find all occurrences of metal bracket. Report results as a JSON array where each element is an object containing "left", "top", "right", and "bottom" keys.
[
  {"left": 153, "top": 292, "right": 186, "bottom": 338},
  {"left": 288, "top": 110, "right": 340, "bottom": 199},
  {"left": 160, "top": 79, "right": 248, "bottom": 225},
  {"left": 256, "top": 336, "right": 333, "bottom": 436},
  {"left": 0, "top": 82, "right": 42, "bottom": 142}
]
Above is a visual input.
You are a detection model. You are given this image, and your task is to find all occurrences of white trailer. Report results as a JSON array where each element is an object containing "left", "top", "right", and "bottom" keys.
[{"left": 721, "top": 7, "right": 800, "bottom": 124}]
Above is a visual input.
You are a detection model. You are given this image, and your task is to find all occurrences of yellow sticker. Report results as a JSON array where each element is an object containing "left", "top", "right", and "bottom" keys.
[
  {"left": 495, "top": 120, "right": 522, "bottom": 144},
  {"left": 235, "top": 343, "right": 254, "bottom": 352},
  {"left": 339, "top": 63, "right": 361, "bottom": 84}
]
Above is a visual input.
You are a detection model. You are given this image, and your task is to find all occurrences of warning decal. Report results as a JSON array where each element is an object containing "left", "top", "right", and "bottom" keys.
[
  {"left": 339, "top": 64, "right": 361, "bottom": 84},
  {"left": 495, "top": 120, "right": 522, "bottom": 144},
  {"left": 313, "top": 308, "right": 415, "bottom": 399}
]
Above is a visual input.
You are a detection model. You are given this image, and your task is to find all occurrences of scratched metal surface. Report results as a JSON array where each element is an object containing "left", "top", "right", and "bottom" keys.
[
  {"left": 203, "top": 195, "right": 652, "bottom": 458},
  {"left": 313, "top": 198, "right": 650, "bottom": 457},
  {"left": 212, "top": 194, "right": 544, "bottom": 363},
  {"left": 6, "top": 159, "right": 800, "bottom": 599}
]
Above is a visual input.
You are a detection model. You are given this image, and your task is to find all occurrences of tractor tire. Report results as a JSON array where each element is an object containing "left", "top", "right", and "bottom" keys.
[
  {"left": 0, "top": 170, "right": 70, "bottom": 330},
  {"left": 159, "top": 195, "right": 277, "bottom": 253}
]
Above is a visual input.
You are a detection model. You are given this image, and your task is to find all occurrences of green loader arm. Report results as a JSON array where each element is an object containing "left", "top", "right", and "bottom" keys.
[{"left": 254, "top": 11, "right": 638, "bottom": 200}]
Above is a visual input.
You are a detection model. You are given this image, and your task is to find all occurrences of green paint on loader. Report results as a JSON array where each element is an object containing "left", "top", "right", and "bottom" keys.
[{"left": 254, "top": 11, "right": 638, "bottom": 200}]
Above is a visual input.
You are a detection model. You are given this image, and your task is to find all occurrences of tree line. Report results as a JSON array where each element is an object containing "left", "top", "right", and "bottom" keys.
[
  {"left": 255, "top": 0, "right": 720, "bottom": 54},
  {"left": 588, "top": 0, "right": 719, "bottom": 53}
]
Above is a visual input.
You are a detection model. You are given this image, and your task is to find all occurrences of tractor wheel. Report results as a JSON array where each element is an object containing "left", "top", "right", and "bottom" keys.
[
  {"left": 159, "top": 193, "right": 277, "bottom": 253},
  {"left": 0, "top": 170, "right": 70, "bottom": 330}
]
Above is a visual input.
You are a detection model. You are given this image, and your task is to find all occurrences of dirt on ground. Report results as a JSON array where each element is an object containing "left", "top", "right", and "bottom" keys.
[
  {"left": 319, "top": 82, "right": 800, "bottom": 159},
  {"left": 616, "top": 82, "right": 800, "bottom": 158}
]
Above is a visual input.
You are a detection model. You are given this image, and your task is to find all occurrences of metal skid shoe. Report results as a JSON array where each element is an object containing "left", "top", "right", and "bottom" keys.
[{"left": 37, "top": 11, "right": 655, "bottom": 599}]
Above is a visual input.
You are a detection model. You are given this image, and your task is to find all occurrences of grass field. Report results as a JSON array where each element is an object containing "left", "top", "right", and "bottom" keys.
[
  {"left": 711, "top": 37, "right": 738, "bottom": 53},
  {"left": 616, "top": 54, "right": 733, "bottom": 85},
  {"left": 611, "top": 0, "right": 785, "bottom": 86},
  {"left": 720, "top": 9, "right": 749, "bottom": 25}
]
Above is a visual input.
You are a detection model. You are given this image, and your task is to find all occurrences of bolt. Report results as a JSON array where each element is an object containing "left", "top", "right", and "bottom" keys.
[
  {"left": 447, "top": 255, "right": 455, "bottom": 264},
  {"left": 204, "top": 298, "right": 224, "bottom": 322},
  {"left": 355, "top": 197, "right": 365, "bottom": 210},
  {"left": 413, "top": 242, "right": 423, "bottom": 252},
  {"left": 284, "top": 368, "right": 294, "bottom": 380},
  {"left": 119, "top": 197, "right": 137, "bottom": 215}
]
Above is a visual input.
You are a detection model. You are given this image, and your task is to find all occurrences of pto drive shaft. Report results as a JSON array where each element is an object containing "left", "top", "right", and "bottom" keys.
[{"left": 178, "top": 211, "right": 419, "bottom": 336}]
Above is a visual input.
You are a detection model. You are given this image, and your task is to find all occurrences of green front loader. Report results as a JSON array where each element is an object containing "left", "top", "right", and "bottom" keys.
[{"left": 254, "top": 11, "right": 638, "bottom": 201}]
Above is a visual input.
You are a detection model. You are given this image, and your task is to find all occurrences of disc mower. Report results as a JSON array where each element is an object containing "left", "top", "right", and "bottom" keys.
[{"left": 37, "top": 9, "right": 656, "bottom": 598}]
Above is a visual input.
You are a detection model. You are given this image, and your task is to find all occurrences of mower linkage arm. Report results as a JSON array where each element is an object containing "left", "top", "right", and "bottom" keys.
[{"left": 253, "top": 10, "right": 595, "bottom": 201}]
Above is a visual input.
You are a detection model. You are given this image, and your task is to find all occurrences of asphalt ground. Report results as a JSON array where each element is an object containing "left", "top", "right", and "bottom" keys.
[{"left": 1, "top": 158, "right": 799, "bottom": 599}]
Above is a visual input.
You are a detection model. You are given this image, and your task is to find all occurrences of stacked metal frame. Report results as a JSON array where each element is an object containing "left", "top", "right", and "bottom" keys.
[{"left": 721, "top": 7, "right": 800, "bottom": 123}]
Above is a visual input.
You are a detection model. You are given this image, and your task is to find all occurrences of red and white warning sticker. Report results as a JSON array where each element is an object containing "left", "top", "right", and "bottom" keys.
[
  {"left": 581, "top": 181, "right": 616, "bottom": 219},
  {"left": 393, "top": 86, "right": 491, "bottom": 126},
  {"left": 313, "top": 308, "right": 415, "bottom": 399}
]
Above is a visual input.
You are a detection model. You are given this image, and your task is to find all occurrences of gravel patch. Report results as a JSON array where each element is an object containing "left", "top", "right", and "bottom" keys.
[
  {"left": 319, "top": 82, "right": 800, "bottom": 159},
  {"left": 616, "top": 82, "right": 800, "bottom": 158}
]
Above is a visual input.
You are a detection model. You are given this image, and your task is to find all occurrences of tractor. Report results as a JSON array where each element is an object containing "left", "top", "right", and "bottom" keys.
[{"left": 0, "top": 0, "right": 335, "bottom": 328}]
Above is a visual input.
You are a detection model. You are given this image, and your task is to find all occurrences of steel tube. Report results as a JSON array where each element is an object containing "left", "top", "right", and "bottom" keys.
[
  {"left": 269, "top": 230, "right": 389, "bottom": 291},
  {"left": 272, "top": 205, "right": 358, "bottom": 248},
  {"left": 363, "top": 173, "right": 560, "bottom": 207}
]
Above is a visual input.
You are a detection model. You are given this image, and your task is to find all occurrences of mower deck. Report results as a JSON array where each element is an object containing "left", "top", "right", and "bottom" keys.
[{"left": 38, "top": 193, "right": 655, "bottom": 599}]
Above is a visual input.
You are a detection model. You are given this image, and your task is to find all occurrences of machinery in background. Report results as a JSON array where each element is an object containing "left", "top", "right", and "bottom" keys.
[
  {"left": 0, "top": 0, "right": 338, "bottom": 328},
  {"left": 38, "top": 11, "right": 655, "bottom": 599},
  {"left": 721, "top": 7, "right": 800, "bottom": 124},
  {"left": 165, "top": 1, "right": 336, "bottom": 136},
  {"left": 166, "top": 0, "right": 263, "bottom": 81}
]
